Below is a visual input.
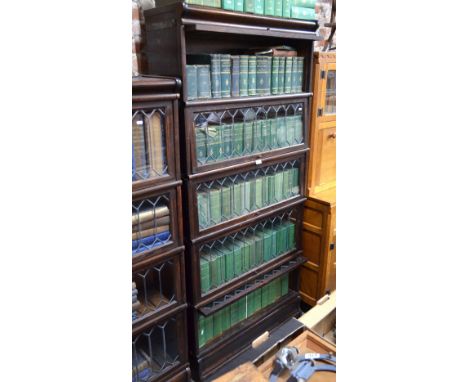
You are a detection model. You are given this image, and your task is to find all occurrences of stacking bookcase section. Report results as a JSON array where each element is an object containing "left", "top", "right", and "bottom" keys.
[
  {"left": 185, "top": 96, "right": 309, "bottom": 173},
  {"left": 132, "top": 306, "right": 189, "bottom": 382},
  {"left": 133, "top": 76, "right": 181, "bottom": 192}
]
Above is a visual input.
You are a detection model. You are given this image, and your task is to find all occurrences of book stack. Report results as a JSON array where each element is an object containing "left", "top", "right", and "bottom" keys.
[
  {"left": 132, "top": 111, "right": 167, "bottom": 180},
  {"left": 195, "top": 114, "right": 303, "bottom": 163},
  {"left": 200, "top": 221, "right": 295, "bottom": 293},
  {"left": 198, "top": 274, "right": 289, "bottom": 347},
  {"left": 132, "top": 204, "right": 171, "bottom": 255},
  {"left": 186, "top": 53, "right": 304, "bottom": 100},
  {"left": 197, "top": 166, "right": 300, "bottom": 229},
  {"left": 132, "top": 282, "right": 140, "bottom": 321}
]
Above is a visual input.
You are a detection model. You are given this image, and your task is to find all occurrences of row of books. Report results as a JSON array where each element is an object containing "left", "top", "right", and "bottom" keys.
[
  {"left": 198, "top": 275, "right": 289, "bottom": 347},
  {"left": 132, "top": 112, "right": 167, "bottom": 181},
  {"left": 197, "top": 167, "right": 300, "bottom": 229},
  {"left": 158, "top": 0, "right": 317, "bottom": 21},
  {"left": 187, "top": 54, "right": 304, "bottom": 100},
  {"left": 132, "top": 205, "right": 171, "bottom": 255},
  {"left": 200, "top": 221, "right": 296, "bottom": 293},
  {"left": 196, "top": 115, "right": 303, "bottom": 163}
]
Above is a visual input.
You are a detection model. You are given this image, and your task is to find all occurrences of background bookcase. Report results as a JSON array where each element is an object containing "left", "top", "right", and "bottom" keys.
[
  {"left": 132, "top": 77, "right": 191, "bottom": 382},
  {"left": 144, "top": 5, "right": 321, "bottom": 380}
]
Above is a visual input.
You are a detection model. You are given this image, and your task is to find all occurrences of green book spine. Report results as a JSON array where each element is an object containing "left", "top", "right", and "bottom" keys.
[
  {"left": 271, "top": 57, "right": 280, "bottom": 95},
  {"left": 233, "top": 182, "right": 245, "bottom": 216},
  {"left": 221, "top": 123, "right": 233, "bottom": 158},
  {"left": 275, "top": 278, "right": 282, "bottom": 300},
  {"left": 281, "top": 275, "right": 288, "bottom": 295},
  {"left": 291, "top": 167, "right": 299, "bottom": 194},
  {"left": 282, "top": 169, "right": 290, "bottom": 199},
  {"left": 294, "top": 115, "right": 303, "bottom": 144},
  {"left": 286, "top": 116, "right": 296, "bottom": 145},
  {"left": 238, "top": 296, "right": 247, "bottom": 321},
  {"left": 256, "top": 56, "right": 271, "bottom": 96},
  {"left": 296, "top": 57, "right": 304, "bottom": 92},
  {"left": 222, "top": 245, "right": 235, "bottom": 281},
  {"left": 254, "top": 0, "right": 264, "bottom": 14},
  {"left": 253, "top": 288, "right": 262, "bottom": 313},
  {"left": 284, "top": 57, "right": 293, "bottom": 94},
  {"left": 245, "top": 236, "right": 256, "bottom": 268},
  {"left": 197, "top": 191, "right": 209, "bottom": 228},
  {"left": 230, "top": 298, "right": 240, "bottom": 325},
  {"left": 209, "top": 188, "right": 222, "bottom": 225},
  {"left": 280, "top": 224, "right": 289, "bottom": 254},
  {"left": 291, "top": 0, "right": 316, "bottom": 7},
  {"left": 221, "top": 185, "right": 232, "bottom": 221},
  {"left": 262, "top": 229, "right": 272, "bottom": 262},
  {"left": 278, "top": 57, "right": 285, "bottom": 94},
  {"left": 274, "top": 171, "right": 283, "bottom": 203},
  {"left": 264, "top": 0, "right": 275, "bottom": 15},
  {"left": 291, "top": 57, "right": 298, "bottom": 94},
  {"left": 195, "top": 128, "right": 207, "bottom": 163},
  {"left": 234, "top": 0, "right": 244, "bottom": 10},
  {"left": 205, "top": 314, "right": 213, "bottom": 343},
  {"left": 248, "top": 178, "right": 257, "bottom": 211},
  {"left": 291, "top": 5, "right": 315, "bottom": 20},
  {"left": 254, "top": 177, "right": 264, "bottom": 209},
  {"left": 209, "top": 0, "right": 222, "bottom": 7},
  {"left": 266, "top": 174, "right": 275, "bottom": 206},
  {"left": 282, "top": 0, "right": 291, "bottom": 17},
  {"left": 247, "top": 292, "right": 256, "bottom": 316},
  {"left": 239, "top": 56, "right": 249, "bottom": 96},
  {"left": 261, "top": 285, "right": 268, "bottom": 308},
  {"left": 270, "top": 228, "right": 278, "bottom": 257},
  {"left": 276, "top": 116, "right": 286, "bottom": 147},
  {"left": 198, "top": 314, "right": 206, "bottom": 348},
  {"left": 210, "top": 54, "right": 222, "bottom": 98},
  {"left": 206, "top": 126, "right": 222, "bottom": 161},
  {"left": 213, "top": 310, "right": 223, "bottom": 338},
  {"left": 217, "top": 250, "right": 227, "bottom": 286},
  {"left": 245, "top": 0, "right": 255, "bottom": 12},
  {"left": 253, "top": 120, "right": 263, "bottom": 152},
  {"left": 197, "top": 65, "right": 212, "bottom": 99},
  {"left": 248, "top": 56, "right": 257, "bottom": 96},
  {"left": 269, "top": 119, "right": 278, "bottom": 148},
  {"left": 274, "top": 0, "right": 282, "bottom": 16},
  {"left": 261, "top": 119, "right": 270, "bottom": 152},
  {"left": 243, "top": 121, "right": 254, "bottom": 153},
  {"left": 254, "top": 234, "right": 264, "bottom": 266},
  {"left": 233, "top": 122, "right": 244, "bottom": 157},
  {"left": 222, "top": 0, "right": 235, "bottom": 10},
  {"left": 286, "top": 221, "right": 296, "bottom": 250},
  {"left": 241, "top": 239, "right": 250, "bottom": 273},
  {"left": 233, "top": 243, "right": 243, "bottom": 276},
  {"left": 231, "top": 56, "right": 240, "bottom": 97},
  {"left": 221, "top": 305, "right": 231, "bottom": 331},
  {"left": 275, "top": 225, "right": 283, "bottom": 255},
  {"left": 187, "top": 65, "right": 198, "bottom": 100},
  {"left": 220, "top": 54, "right": 231, "bottom": 98},
  {"left": 200, "top": 255, "right": 211, "bottom": 293}
]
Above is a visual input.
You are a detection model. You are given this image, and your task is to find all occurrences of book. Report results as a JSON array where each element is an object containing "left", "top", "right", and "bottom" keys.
[
  {"left": 221, "top": 123, "right": 233, "bottom": 158},
  {"left": 282, "top": 169, "right": 291, "bottom": 199},
  {"left": 291, "top": 57, "right": 298, "bottom": 94},
  {"left": 286, "top": 221, "right": 296, "bottom": 250},
  {"left": 245, "top": 0, "right": 255, "bottom": 13},
  {"left": 246, "top": 235, "right": 257, "bottom": 267},
  {"left": 206, "top": 126, "right": 223, "bottom": 160},
  {"left": 195, "top": 128, "right": 207, "bottom": 162},
  {"left": 209, "top": 188, "right": 222, "bottom": 225},
  {"left": 286, "top": 116, "right": 296, "bottom": 145},
  {"left": 278, "top": 56, "right": 286, "bottom": 94},
  {"left": 132, "top": 206, "right": 169, "bottom": 225},
  {"left": 296, "top": 57, "right": 304, "bottom": 92},
  {"left": 291, "top": 0, "right": 316, "bottom": 8},
  {"left": 274, "top": 0, "right": 282, "bottom": 16},
  {"left": 261, "top": 119, "right": 270, "bottom": 151},
  {"left": 145, "top": 112, "right": 165, "bottom": 177},
  {"left": 132, "top": 225, "right": 170, "bottom": 240},
  {"left": 273, "top": 171, "right": 283, "bottom": 203},
  {"left": 291, "top": 5, "right": 316, "bottom": 20},
  {"left": 198, "top": 314, "right": 213, "bottom": 348},
  {"left": 243, "top": 121, "right": 254, "bottom": 153},
  {"left": 253, "top": 288, "right": 262, "bottom": 313},
  {"left": 231, "top": 55, "right": 240, "bottom": 97},
  {"left": 282, "top": 0, "right": 291, "bottom": 17},
  {"left": 238, "top": 296, "right": 247, "bottom": 322},
  {"left": 254, "top": 0, "right": 264, "bottom": 14},
  {"left": 197, "top": 65, "right": 212, "bottom": 99},
  {"left": 230, "top": 297, "right": 240, "bottom": 325},
  {"left": 253, "top": 120, "right": 264, "bottom": 152},
  {"left": 294, "top": 115, "right": 303, "bottom": 143},
  {"left": 265, "top": 0, "right": 275, "bottom": 16},
  {"left": 284, "top": 57, "right": 293, "bottom": 93},
  {"left": 247, "top": 292, "right": 256, "bottom": 316},
  {"left": 211, "top": 249, "right": 226, "bottom": 287},
  {"left": 291, "top": 167, "right": 299, "bottom": 194},
  {"left": 221, "top": 305, "right": 231, "bottom": 331},
  {"left": 254, "top": 233, "right": 264, "bottom": 266},
  {"left": 276, "top": 116, "right": 287, "bottom": 147},
  {"left": 233, "top": 241, "right": 243, "bottom": 277},
  {"left": 219, "top": 244, "right": 235, "bottom": 281},
  {"left": 212, "top": 0, "right": 222, "bottom": 6},
  {"left": 220, "top": 54, "right": 232, "bottom": 98},
  {"left": 232, "top": 181, "right": 245, "bottom": 216},
  {"left": 221, "top": 184, "right": 232, "bottom": 221},
  {"left": 248, "top": 56, "right": 257, "bottom": 96},
  {"left": 200, "top": 254, "right": 211, "bottom": 293},
  {"left": 261, "top": 285, "right": 269, "bottom": 308},
  {"left": 281, "top": 275, "right": 289, "bottom": 296},
  {"left": 269, "top": 228, "right": 278, "bottom": 257},
  {"left": 266, "top": 174, "right": 275, "bottom": 205},
  {"left": 269, "top": 119, "right": 278, "bottom": 148},
  {"left": 256, "top": 56, "right": 272, "bottom": 96},
  {"left": 222, "top": 0, "right": 235, "bottom": 10},
  {"left": 213, "top": 310, "right": 223, "bottom": 338},
  {"left": 239, "top": 55, "right": 249, "bottom": 96},
  {"left": 132, "top": 117, "right": 148, "bottom": 179},
  {"left": 186, "top": 64, "right": 198, "bottom": 100},
  {"left": 232, "top": 122, "right": 244, "bottom": 157},
  {"left": 271, "top": 57, "right": 280, "bottom": 95},
  {"left": 254, "top": 176, "right": 264, "bottom": 209},
  {"left": 234, "top": 0, "right": 244, "bottom": 11},
  {"left": 210, "top": 54, "right": 222, "bottom": 98},
  {"left": 241, "top": 239, "right": 250, "bottom": 273}
]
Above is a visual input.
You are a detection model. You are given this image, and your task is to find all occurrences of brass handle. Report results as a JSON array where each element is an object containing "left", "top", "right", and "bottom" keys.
[{"left": 328, "top": 133, "right": 336, "bottom": 139}]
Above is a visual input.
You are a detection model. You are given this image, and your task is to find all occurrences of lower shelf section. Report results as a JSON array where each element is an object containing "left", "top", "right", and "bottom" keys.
[{"left": 188, "top": 291, "right": 301, "bottom": 381}]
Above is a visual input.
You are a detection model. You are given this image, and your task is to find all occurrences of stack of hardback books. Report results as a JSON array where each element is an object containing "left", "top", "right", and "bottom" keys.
[
  {"left": 155, "top": 0, "right": 317, "bottom": 21},
  {"left": 197, "top": 167, "right": 300, "bottom": 229},
  {"left": 198, "top": 274, "right": 289, "bottom": 347},
  {"left": 195, "top": 114, "right": 303, "bottom": 163},
  {"left": 132, "top": 204, "right": 171, "bottom": 254},
  {"left": 199, "top": 221, "right": 296, "bottom": 293},
  {"left": 186, "top": 50, "right": 304, "bottom": 100}
]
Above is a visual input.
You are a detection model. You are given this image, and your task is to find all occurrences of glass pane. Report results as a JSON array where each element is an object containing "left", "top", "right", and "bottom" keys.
[
  {"left": 324, "top": 70, "right": 336, "bottom": 115},
  {"left": 197, "top": 160, "right": 300, "bottom": 230},
  {"left": 132, "top": 109, "right": 168, "bottom": 181},
  {"left": 194, "top": 103, "right": 304, "bottom": 165},
  {"left": 132, "top": 195, "right": 172, "bottom": 256}
]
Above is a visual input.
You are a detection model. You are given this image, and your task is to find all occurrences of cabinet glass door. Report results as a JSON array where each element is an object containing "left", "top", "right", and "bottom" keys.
[{"left": 324, "top": 70, "right": 336, "bottom": 115}]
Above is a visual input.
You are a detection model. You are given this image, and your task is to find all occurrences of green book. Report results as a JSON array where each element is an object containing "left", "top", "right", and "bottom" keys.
[
  {"left": 266, "top": 174, "right": 275, "bottom": 205},
  {"left": 291, "top": 0, "right": 316, "bottom": 7},
  {"left": 198, "top": 314, "right": 213, "bottom": 348},
  {"left": 248, "top": 56, "right": 257, "bottom": 96},
  {"left": 210, "top": 249, "right": 226, "bottom": 287},
  {"left": 238, "top": 296, "right": 247, "bottom": 322},
  {"left": 285, "top": 221, "right": 296, "bottom": 250},
  {"left": 213, "top": 310, "right": 224, "bottom": 338},
  {"left": 264, "top": 0, "right": 275, "bottom": 16},
  {"left": 296, "top": 57, "right": 304, "bottom": 92},
  {"left": 273, "top": 278, "right": 281, "bottom": 301},
  {"left": 219, "top": 244, "right": 235, "bottom": 281},
  {"left": 253, "top": 288, "right": 262, "bottom": 313},
  {"left": 206, "top": 126, "right": 222, "bottom": 161},
  {"left": 277, "top": 56, "right": 286, "bottom": 94},
  {"left": 197, "top": 191, "right": 209, "bottom": 228},
  {"left": 186, "top": 65, "right": 198, "bottom": 100},
  {"left": 279, "top": 224, "right": 289, "bottom": 254},
  {"left": 281, "top": 275, "right": 288, "bottom": 296},
  {"left": 273, "top": 171, "right": 283, "bottom": 203},
  {"left": 268, "top": 228, "right": 278, "bottom": 257},
  {"left": 210, "top": 54, "right": 222, "bottom": 98},
  {"left": 271, "top": 57, "right": 280, "bottom": 95},
  {"left": 284, "top": 57, "right": 293, "bottom": 94},
  {"left": 221, "top": 184, "right": 232, "bottom": 221},
  {"left": 231, "top": 56, "right": 240, "bottom": 97},
  {"left": 239, "top": 55, "right": 249, "bottom": 97},
  {"left": 247, "top": 292, "right": 256, "bottom": 316},
  {"left": 261, "top": 119, "right": 270, "bottom": 151},
  {"left": 232, "top": 122, "right": 244, "bottom": 157},
  {"left": 282, "top": 0, "right": 291, "bottom": 17},
  {"left": 254, "top": 233, "right": 264, "bottom": 266},
  {"left": 276, "top": 116, "right": 287, "bottom": 147},
  {"left": 209, "top": 188, "right": 222, "bottom": 225},
  {"left": 195, "top": 128, "right": 207, "bottom": 163},
  {"left": 244, "top": 236, "right": 256, "bottom": 269},
  {"left": 291, "top": 5, "right": 315, "bottom": 20},
  {"left": 294, "top": 115, "right": 303, "bottom": 144},
  {"left": 200, "top": 254, "right": 211, "bottom": 293},
  {"left": 212, "top": 0, "right": 222, "bottom": 6},
  {"left": 197, "top": 65, "right": 212, "bottom": 99},
  {"left": 282, "top": 169, "right": 291, "bottom": 199},
  {"left": 291, "top": 167, "right": 299, "bottom": 194},
  {"left": 291, "top": 57, "right": 298, "bottom": 94},
  {"left": 253, "top": 120, "right": 263, "bottom": 152},
  {"left": 222, "top": 0, "right": 235, "bottom": 10},
  {"left": 286, "top": 116, "right": 296, "bottom": 146},
  {"left": 254, "top": 0, "right": 264, "bottom": 14},
  {"left": 256, "top": 56, "right": 271, "bottom": 96},
  {"left": 261, "top": 285, "right": 269, "bottom": 308},
  {"left": 233, "top": 241, "right": 243, "bottom": 276},
  {"left": 269, "top": 119, "right": 278, "bottom": 148},
  {"left": 233, "top": 182, "right": 245, "bottom": 216},
  {"left": 221, "top": 123, "right": 233, "bottom": 158},
  {"left": 221, "top": 305, "right": 231, "bottom": 331},
  {"left": 241, "top": 239, "right": 250, "bottom": 273},
  {"left": 274, "top": 0, "right": 282, "bottom": 16},
  {"left": 254, "top": 176, "right": 264, "bottom": 209},
  {"left": 245, "top": 0, "right": 255, "bottom": 13},
  {"left": 230, "top": 298, "right": 240, "bottom": 325},
  {"left": 243, "top": 121, "right": 254, "bottom": 153},
  {"left": 220, "top": 54, "right": 231, "bottom": 98},
  {"left": 234, "top": 0, "right": 244, "bottom": 11}
]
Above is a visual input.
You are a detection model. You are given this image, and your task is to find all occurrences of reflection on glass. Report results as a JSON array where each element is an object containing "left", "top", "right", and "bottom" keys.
[{"left": 324, "top": 70, "right": 336, "bottom": 115}]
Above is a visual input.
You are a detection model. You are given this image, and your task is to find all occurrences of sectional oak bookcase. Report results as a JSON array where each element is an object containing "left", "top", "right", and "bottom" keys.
[
  {"left": 144, "top": 5, "right": 321, "bottom": 380},
  {"left": 132, "top": 77, "right": 191, "bottom": 382}
]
